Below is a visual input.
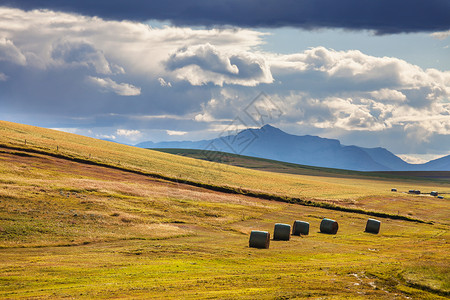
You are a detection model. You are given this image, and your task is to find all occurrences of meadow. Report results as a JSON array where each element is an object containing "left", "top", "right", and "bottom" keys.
[
  {"left": 1, "top": 120, "right": 448, "bottom": 222},
  {"left": 0, "top": 120, "right": 449, "bottom": 299}
]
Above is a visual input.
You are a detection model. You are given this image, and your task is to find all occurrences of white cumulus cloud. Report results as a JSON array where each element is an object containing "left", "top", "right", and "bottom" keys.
[
  {"left": 370, "top": 89, "right": 406, "bottom": 102},
  {"left": 116, "top": 129, "right": 141, "bottom": 137},
  {"left": 166, "top": 43, "right": 273, "bottom": 86},
  {"left": 270, "top": 47, "right": 450, "bottom": 105},
  {"left": 88, "top": 76, "right": 141, "bottom": 96}
]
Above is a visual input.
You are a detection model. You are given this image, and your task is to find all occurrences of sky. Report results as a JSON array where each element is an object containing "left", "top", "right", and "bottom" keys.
[{"left": 0, "top": 0, "right": 449, "bottom": 164}]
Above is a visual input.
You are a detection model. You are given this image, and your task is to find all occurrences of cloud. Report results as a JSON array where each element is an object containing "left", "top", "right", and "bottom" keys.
[
  {"left": 116, "top": 129, "right": 141, "bottom": 136},
  {"left": 4, "top": 0, "right": 450, "bottom": 34},
  {"left": 431, "top": 30, "right": 450, "bottom": 40},
  {"left": 96, "top": 134, "right": 116, "bottom": 140},
  {"left": 88, "top": 76, "right": 141, "bottom": 96},
  {"left": 0, "top": 7, "right": 265, "bottom": 73},
  {"left": 0, "top": 7, "right": 448, "bottom": 157},
  {"left": 285, "top": 92, "right": 449, "bottom": 134},
  {"left": 51, "top": 127, "right": 84, "bottom": 134},
  {"left": 370, "top": 89, "right": 406, "bottom": 102},
  {"left": 191, "top": 47, "right": 450, "bottom": 146},
  {"left": 194, "top": 94, "right": 247, "bottom": 123},
  {"left": 319, "top": 97, "right": 388, "bottom": 131},
  {"left": 166, "top": 130, "right": 187, "bottom": 136},
  {"left": 51, "top": 40, "right": 112, "bottom": 74},
  {"left": 0, "top": 7, "right": 266, "bottom": 118},
  {"left": 398, "top": 153, "right": 446, "bottom": 164},
  {"left": 0, "top": 37, "right": 26, "bottom": 65},
  {"left": 158, "top": 77, "right": 172, "bottom": 87},
  {"left": 271, "top": 47, "right": 450, "bottom": 107},
  {"left": 165, "top": 43, "right": 273, "bottom": 86}
]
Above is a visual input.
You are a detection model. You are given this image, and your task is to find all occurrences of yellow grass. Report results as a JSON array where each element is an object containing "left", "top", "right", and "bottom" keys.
[
  {"left": 1, "top": 120, "right": 448, "bottom": 222},
  {"left": 0, "top": 146, "right": 448, "bottom": 298}
]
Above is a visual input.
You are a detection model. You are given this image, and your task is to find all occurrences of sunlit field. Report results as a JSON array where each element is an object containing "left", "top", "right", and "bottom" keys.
[
  {"left": 1, "top": 120, "right": 448, "bottom": 222},
  {"left": 0, "top": 120, "right": 449, "bottom": 298}
]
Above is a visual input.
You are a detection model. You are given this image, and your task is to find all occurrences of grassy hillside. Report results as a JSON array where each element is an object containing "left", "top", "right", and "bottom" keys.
[
  {"left": 0, "top": 146, "right": 448, "bottom": 299},
  {"left": 0, "top": 120, "right": 448, "bottom": 223},
  {"left": 153, "top": 148, "right": 450, "bottom": 181}
]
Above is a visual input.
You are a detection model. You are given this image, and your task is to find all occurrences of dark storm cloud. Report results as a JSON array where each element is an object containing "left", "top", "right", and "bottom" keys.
[{"left": 3, "top": 0, "right": 449, "bottom": 34}]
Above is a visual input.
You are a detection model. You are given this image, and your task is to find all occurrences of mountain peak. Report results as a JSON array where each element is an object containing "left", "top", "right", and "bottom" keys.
[
  {"left": 260, "top": 124, "right": 282, "bottom": 132},
  {"left": 261, "top": 124, "right": 275, "bottom": 129},
  {"left": 135, "top": 125, "right": 448, "bottom": 171}
]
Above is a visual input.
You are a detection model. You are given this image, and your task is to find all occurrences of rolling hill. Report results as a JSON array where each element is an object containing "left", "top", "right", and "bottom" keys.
[
  {"left": 0, "top": 120, "right": 448, "bottom": 220},
  {"left": 0, "top": 120, "right": 449, "bottom": 298},
  {"left": 154, "top": 148, "right": 450, "bottom": 181},
  {"left": 137, "top": 124, "right": 450, "bottom": 172}
]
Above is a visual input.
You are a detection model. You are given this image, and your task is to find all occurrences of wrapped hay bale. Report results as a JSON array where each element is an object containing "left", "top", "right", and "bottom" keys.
[
  {"left": 365, "top": 218, "right": 381, "bottom": 234},
  {"left": 249, "top": 230, "right": 270, "bottom": 249},
  {"left": 320, "top": 218, "right": 338, "bottom": 234},
  {"left": 292, "top": 220, "right": 309, "bottom": 236},
  {"left": 273, "top": 223, "right": 291, "bottom": 241}
]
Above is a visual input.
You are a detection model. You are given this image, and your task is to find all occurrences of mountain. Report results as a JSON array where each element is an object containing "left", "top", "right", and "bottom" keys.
[
  {"left": 135, "top": 125, "right": 449, "bottom": 171},
  {"left": 422, "top": 155, "right": 450, "bottom": 171},
  {"left": 359, "top": 147, "right": 412, "bottom": 171}
]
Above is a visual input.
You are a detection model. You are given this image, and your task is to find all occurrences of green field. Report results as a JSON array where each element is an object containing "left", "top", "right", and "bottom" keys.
[{"left": 0, "top": 120, "right": 449, "bottom": 299}]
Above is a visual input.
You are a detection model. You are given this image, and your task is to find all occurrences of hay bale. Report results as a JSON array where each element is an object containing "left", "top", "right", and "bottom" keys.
[
  {"left": 365, "top": 218, "right": 381, "bottom": 234},
  {"left": 320, "top": 218, "right": 338, "bottom": 234},
  {"left": 292, "top": 220, "right": 309, "bottom": 236},
  {"left": 391, "top": 188, "right": 397, "bottom": 192},
  {"left": 249, "top": 230, "right": 270, "bottom": 249},
  {"left": 430, "top": 191, "right": 438, "bottom": 196},
  {"left": 273, "top": 223, "right": 291, "bottom": 241}
]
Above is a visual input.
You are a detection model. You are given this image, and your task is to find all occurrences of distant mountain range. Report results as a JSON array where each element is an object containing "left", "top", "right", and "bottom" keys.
[{"left": 135, "top": 125, "right": 450, "bottom": 171}]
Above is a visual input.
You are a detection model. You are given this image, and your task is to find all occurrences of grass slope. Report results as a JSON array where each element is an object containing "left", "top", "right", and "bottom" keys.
[
  {"left": 1, "top": 120, "right": 449, "bottom": 223},
  {"left": 153, "top": 148, "right": 450, "bottom": 181},
  {"left": 0, "top": 147, "right": 448, "bottom": 299}
]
